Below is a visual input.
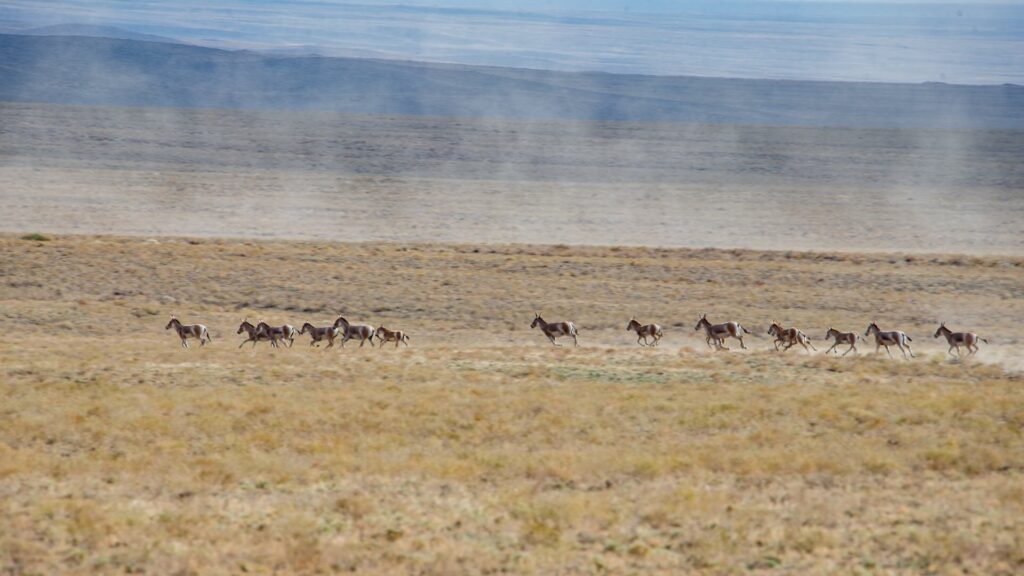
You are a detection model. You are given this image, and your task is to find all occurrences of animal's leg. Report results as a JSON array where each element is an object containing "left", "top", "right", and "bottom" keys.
[
  {"left": 825, "top": 343, "right": 838, "bottom": 355},
  {"left": 884, "top": 345, "right": 892, "bottom": 358},
  {"left": 905, "top": 343, "right": 915, "bottom": 358},
  {"left": 739, "top": 336, "right": 747, "bottom": 350},
  {"left": 843, "top": 343, "right": 857, "bottom": 356}
]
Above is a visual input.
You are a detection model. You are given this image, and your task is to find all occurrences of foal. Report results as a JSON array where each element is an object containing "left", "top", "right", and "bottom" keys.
[
  {"left": 864, "top": 322, "right": 915, "bottom": 359},
  {"left": 531, "top": 313, "right": 579, "bottom": 347},
  {"left": 299, "top": 322, "right": 340, "bottom": 348},
  {"left": 166, "top": 317, "right": 211, "bottom": 348},
  {"left": 334, "top": 316, "right": 376, "bottom": 347},
  {"left": 768, "top": 322, "right": 817, "bottom": 353},
  {"left": 626, "top": 318, "right": 663, "bottom": 347},
  {"left": 375, "top": 326, "right": 410, "bottom": 348},
  {"left": 934, "top": 323, "right": 988, "bottom": 357},
  {"left": 824, "top": 327, "right": 860, "bottom": 356},
  {"left": 694, "top": 314, "right": 750, "bottom": 350}
]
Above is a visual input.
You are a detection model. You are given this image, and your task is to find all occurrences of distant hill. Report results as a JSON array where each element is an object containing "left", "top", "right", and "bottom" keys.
[
  {"left": 12, "top": 25, "right": 178, "bottom": 44},
  {"left": 0, "top": 33, "right": 1021, "bottom": 129}
]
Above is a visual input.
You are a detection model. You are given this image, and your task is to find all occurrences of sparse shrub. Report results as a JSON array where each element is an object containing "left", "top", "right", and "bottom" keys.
[{"left": 20, "top": 233, "right": 50, "bottom": 241}]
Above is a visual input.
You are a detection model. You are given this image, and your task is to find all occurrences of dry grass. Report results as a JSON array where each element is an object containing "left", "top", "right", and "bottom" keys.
[{"left": 1, "top": 235, "right": 1023, "bottom": 574}]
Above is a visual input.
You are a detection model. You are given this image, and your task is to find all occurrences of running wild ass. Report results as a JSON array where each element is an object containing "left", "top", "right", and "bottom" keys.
[
  {"left": 299, "top": 322, "right": 340, "bottom": 348},
  {"left": 256, "top": 321, "right": 298, "bottom": 348},
  {"left": 375, "top": 326, "right": 410, "bottom": 348},
  {"left": 864, "top": 322, "right": 915, "bottom": 359},
  {"left": 237, "top": 319, "right": 274, "bottom": 348},
  {"left": 694, "top": 314, "right": 750, "bottom": 350},
  {"left": 768, "top": 322, "right": 817, "bottom": 353},
  {"left": 531, "top": 314, "right": 579, "bottom": 347},
  {"left": 626, "top": 318, "right": 663, "bottom": 347},
  {"left": 166, "top": 317, "right": 211, "bottom": 348},
  {"left": 824, "top": 327, "right": 860, "bottom": 356},
  {"left": 334, "top": 316, "right": 376, "bottom": 347},
  {"left": 934, "top": 323, "right": 988, "bottom": 357}
]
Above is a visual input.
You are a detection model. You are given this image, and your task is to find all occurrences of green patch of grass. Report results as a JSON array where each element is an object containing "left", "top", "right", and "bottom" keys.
[{"left": 20, "top": 233, "right": 51, "bottom": 241}]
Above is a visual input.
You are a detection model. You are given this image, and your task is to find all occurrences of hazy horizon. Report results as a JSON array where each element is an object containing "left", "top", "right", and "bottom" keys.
[{"left": 2, "top": 0, "right": 1023, "bottom": 84}]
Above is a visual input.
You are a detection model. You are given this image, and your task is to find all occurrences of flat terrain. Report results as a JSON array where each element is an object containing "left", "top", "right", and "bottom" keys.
[
  {"left": 2, "top": 102, "right": 1023, "bottom": 254},
  {"left": 2, "top": 235, "right": 1022, "bottom": 574}
]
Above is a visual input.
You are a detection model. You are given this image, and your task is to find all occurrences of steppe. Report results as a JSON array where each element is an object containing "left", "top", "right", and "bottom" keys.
[
  {"left": 1, "top": 235, "right": 1022, "bottom": 574},
  {"left": 2, "top": 100, "right": 1023, "bottom": 574}
]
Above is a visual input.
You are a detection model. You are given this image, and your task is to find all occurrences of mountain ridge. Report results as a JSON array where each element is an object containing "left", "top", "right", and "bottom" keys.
[{"left": 1, "top": 33, "right": 1021, "bottom": 129}]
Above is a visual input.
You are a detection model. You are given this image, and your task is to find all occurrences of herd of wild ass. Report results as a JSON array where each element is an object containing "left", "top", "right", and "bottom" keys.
[{"left": 166, "top": 313, "right": 987, "bottom": 359}]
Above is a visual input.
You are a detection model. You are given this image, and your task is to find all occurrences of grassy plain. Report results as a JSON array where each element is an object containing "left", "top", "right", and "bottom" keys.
[{"left": 1, "top": 235, "right": 1023, "bottom": 574}]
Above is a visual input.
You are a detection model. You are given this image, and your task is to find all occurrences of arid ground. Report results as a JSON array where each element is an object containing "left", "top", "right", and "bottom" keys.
[
  {"left": 2, "top": 102, "right": 1023, "bottom": 254},
  {"left": 1, "top": 235, "right": 1022, "bottom": 574}
]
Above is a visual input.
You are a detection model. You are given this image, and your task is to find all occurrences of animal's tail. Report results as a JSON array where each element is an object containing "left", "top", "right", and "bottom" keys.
[
  {"left": 204, "top": 327, "right": 213, "bottom": 342},
  {"left": 979, "top": 337, "right": 989, "bottom": 344},
  {"left": 742, "top": 325, "right": 752, "bottom": 334},
  {"left": 906, "top": 335, "right": 913, "bottom": 342}
]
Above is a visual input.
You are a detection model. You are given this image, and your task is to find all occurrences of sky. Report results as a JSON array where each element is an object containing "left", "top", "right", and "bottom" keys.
[{"left": 1, "top": 0, "right": 1022, "bottom": 83}]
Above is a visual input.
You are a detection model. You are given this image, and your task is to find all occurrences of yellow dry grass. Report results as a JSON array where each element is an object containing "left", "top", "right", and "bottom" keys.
[{"left": 1, "top": 235, "right": 1023, "bottom": 574}]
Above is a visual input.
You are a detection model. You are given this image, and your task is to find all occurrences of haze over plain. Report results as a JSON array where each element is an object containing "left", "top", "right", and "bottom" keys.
[{"left": 0, "top": 0, "right": 1022, "bottom": 253}]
